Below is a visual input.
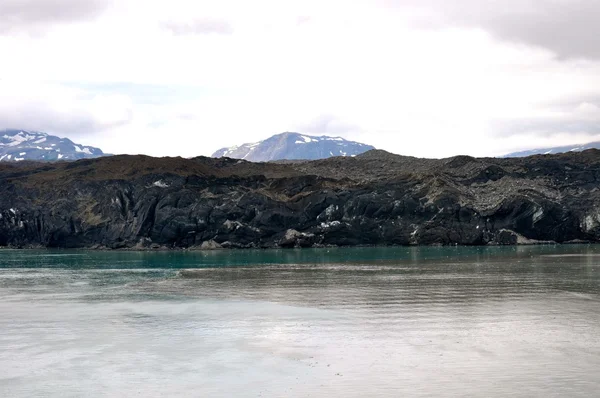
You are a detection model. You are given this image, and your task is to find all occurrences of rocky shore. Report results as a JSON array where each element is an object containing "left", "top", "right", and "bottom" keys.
[{"left": 1, "top": 149, "right": 600, "bottom": 249}]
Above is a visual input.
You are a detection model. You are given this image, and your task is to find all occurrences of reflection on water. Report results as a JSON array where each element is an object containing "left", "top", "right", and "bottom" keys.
[{"left": 1, "top": 246, "right": 600, "bottom": 397}]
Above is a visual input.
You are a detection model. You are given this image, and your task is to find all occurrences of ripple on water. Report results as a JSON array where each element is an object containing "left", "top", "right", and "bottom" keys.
[{"left": 1, "top": 246, "right": 600, "bottom": 397}]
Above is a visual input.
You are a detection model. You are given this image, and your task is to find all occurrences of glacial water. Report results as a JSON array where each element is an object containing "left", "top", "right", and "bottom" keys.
[{"left": 1, "top": 245, "right": 600, "bottom": 397}]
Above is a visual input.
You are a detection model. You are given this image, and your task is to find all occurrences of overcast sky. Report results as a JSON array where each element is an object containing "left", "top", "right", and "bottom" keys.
[{"left": 1, "top": 0, "right": 599, "bottom": 158}]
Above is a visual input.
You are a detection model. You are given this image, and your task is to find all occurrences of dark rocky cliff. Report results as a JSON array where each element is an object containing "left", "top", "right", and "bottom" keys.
[{"left": 1, "top": 150, "right": 600, "bottom": 249}]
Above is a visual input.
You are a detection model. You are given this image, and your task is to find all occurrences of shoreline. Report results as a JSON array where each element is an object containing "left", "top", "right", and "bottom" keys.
[{"left": 0, "top": 240, "right": 593, "bottom": 252}]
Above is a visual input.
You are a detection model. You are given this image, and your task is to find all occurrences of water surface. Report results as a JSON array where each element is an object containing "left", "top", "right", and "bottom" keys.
[{"left": 1, "top": 246, "right": 599, "bottom": 397}]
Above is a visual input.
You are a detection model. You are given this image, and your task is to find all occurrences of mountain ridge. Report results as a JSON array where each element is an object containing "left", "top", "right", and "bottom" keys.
[
  {"left": 504, "top": 140, "right": 600, "bottom": 157},
  {"left": 0, "top": 129, "right": 106, "bottom": 162},
  {"left": 212, "top": 132, "right": 375, "bottom": 162}
]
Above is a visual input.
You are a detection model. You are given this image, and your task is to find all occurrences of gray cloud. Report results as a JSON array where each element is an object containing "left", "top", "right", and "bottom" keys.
[
  {"left": 0, "top": 0, "right": 109, "bottom": 35},
  {"left": 0, "top": 100, "right": 133, "bottom": 137},
  {"left": 491, "top": 96, "right": 600, "bottom": 137},
  {"left": 383, "top": 0, "right": 600, "bottom": 60},
  {"left": 542, "top": 95, "right": 600, "bottom": 112},
  {"left": 486, "top": 94, "right": 600, "bottom": 143},
  {"left": 163, "top": 18, "right": 233, "bottom": 36}
]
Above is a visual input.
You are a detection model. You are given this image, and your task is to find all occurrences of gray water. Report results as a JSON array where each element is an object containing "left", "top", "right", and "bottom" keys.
[{"left": 1, "top": 246, "right": 599, "bottom": 397}]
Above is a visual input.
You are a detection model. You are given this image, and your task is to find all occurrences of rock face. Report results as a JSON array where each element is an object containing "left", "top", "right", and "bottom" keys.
[
  {"left": 0, "top": 129, "right": 106, "bottom": 162},
  {"left": 212, "top": 132, "right": 374, "bottom": 161},
  {"left": 2, "top": 150, "right": 600, "bottom": 249}
]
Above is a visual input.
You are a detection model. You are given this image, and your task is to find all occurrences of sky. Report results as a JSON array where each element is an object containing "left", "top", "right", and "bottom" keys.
[{"left": 1, "top": 0, "right": 599, "bottom": 158}]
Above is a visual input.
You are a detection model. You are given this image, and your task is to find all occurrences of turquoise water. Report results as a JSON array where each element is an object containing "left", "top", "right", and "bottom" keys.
[
  {"left": 1, "top": 246, "right": 600, "bottom": 397},
  {"left": 0, "top": 244, "right": 596, "bottom": 268}
]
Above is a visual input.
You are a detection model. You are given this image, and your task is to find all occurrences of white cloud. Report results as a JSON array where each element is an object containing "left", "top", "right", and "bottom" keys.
[
  {"left": 0, "top": 80, "right": 133, "bottom": 140},
  {"left": 162, "top": 18, "right": 234, "bottom": 36},
  {"left": 0, "top": 0, "right": 599, "bottom": 158}
]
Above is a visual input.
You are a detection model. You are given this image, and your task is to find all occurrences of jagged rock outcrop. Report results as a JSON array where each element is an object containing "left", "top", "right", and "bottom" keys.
[{"left": 1, "top": 150, "right": 600, "bottom": 249}]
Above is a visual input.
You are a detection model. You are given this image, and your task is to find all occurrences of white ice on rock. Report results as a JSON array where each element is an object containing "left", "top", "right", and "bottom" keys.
[
  {"left": 153, "top": 180, "right": 169, "bottom": 188},
  {"left": 320, "top": 221, "right": 341, "bottom": 228},
  {"left": 300, "top": 135, "right": 319, "bottom": 143},
  {"left": 73, "top": 145, "right": 93, "bottom": 155},
  {"left": 5, "top": 132, "right": 37, "bottom": 147}
]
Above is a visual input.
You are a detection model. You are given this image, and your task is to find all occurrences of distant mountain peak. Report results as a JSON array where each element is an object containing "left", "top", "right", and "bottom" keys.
[
  {"left": 504, "top": 140, "right": 600, "bottom": 157},
  {"left": 212, "top": 132, "right": 375, "bottom": 162},
  {"left": 0, "top": 129, "right": 106, "bottom": 162}
]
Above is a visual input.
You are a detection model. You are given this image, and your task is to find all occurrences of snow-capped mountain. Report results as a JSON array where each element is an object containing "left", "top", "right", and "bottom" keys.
[
  {"left": 0, "top": 129, "right": 106, "bottom": 162},
  {"left": 212, "top": 132, "right": 375, "bottom": 162},
  {"left": 504, "top": 141, "right": 600, "bottom": 157}
]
